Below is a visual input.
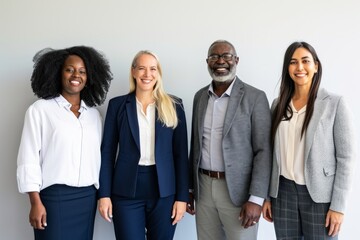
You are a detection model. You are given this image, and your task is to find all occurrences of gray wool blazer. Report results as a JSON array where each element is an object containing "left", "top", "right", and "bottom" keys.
[
  {"left": 269, "top": 88, "right": 356, "bottom": 213},
  {"left": 189, "top": 77, "right": 272, "bottom": 207}
]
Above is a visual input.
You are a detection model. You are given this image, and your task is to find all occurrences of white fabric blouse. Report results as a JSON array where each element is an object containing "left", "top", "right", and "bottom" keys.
[
  {"left": 278, "top": 101, "right": 306, "bottom": 185},
  {"left": 136, "top": 98, "right": 156, "bottom": 166},
  {"left": 17, "top": 95, "right": 102, "bottom": 193}
]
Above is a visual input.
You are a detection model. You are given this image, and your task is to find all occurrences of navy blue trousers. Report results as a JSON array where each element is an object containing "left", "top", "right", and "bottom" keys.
[
  {"left": 112, "top": 165, "right": 176, "bottom": 240},
  {"left": 34, "top": 184, "right": 97, "bottom": 240}
]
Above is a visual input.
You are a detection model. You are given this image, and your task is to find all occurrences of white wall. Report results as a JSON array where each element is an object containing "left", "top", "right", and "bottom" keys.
[{"left": 1, "top": 0, "right": 359, "bottom": 239}]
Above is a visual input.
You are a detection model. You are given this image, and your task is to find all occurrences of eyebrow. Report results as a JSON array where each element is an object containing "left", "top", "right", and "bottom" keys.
[
  {"left": 291, "top": 56, "right": 311, "bottom": 60},
  {"left": 210, "top": 52, "right": 232, "bottom": 55},
  {"left": 136, "top": 65, "right": 157, "bottom": 68},
  {"left": 64, "top": 64, "right": 85, "bottom": 68}
]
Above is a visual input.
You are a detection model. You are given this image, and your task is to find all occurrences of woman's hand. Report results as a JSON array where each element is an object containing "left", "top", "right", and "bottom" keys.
[
  {"left": 98, "top": 197, "right": 113, "bottom": 222},
  {"left": 171, "top": 201, "right": 186, "bottom": 225},
  {"left": 28, "top": 192, "right": 47, "bottom": 229},
  {"left": 262, "top": 200, "right": 273, "bottom": 222},
  {"left": 326, "top": 209, "right": 344, "bottom": 237}
]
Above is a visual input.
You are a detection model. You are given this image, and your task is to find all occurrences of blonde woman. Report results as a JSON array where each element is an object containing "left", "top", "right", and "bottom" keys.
[{"left": 98, "top": 51, "right": 189, "bottom": 240}]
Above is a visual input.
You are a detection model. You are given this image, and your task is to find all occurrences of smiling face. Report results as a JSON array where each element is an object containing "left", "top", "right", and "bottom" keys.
[
  {"left": 61, "top": 55, "right": 87, "bottom": 99},
  {"left": 288, "top": 47, "right": 318, "bottom": 90},
  {"left": 207, "top": 42, "right": 239, "bottom": 82},
  {"left": 132, "top": 53, "right": 158, "bottom": 94}
]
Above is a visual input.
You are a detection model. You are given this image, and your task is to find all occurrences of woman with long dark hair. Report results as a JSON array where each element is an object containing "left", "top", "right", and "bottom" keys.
[{"left": 262, "top": 42, "right": 355, "bottom": 239}]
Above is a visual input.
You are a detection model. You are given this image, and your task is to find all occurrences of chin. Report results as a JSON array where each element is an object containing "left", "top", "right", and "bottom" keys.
[
  {"left": 210, "top": 66, "right": 236, "bottom": 82},
  {"left": 212, "top": 72, "right": 236, "bottom": 83},
  {"left": 213, "top": 77, "right": 229, "bottom": 82}
]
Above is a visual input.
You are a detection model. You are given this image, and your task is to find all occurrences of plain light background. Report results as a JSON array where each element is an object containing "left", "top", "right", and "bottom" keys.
[{"left": 1, "top": 0, "right": 359, "bottom": 239}]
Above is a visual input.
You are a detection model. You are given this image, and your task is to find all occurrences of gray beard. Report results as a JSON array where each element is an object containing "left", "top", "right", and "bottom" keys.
[{"left": 208, "top": 66, "right": 237, "bottom": 83}]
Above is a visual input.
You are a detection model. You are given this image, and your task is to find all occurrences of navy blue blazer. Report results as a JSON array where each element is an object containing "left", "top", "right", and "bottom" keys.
[{"left": 98, "top": 92, "right": 189, "bottom": 202}]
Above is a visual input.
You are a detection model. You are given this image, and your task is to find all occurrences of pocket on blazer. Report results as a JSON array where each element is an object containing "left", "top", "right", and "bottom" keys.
[{"left": 323, "top": 166, "right": 336, "bottom": 177}]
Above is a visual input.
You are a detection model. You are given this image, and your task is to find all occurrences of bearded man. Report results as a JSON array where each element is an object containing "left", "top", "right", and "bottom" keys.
[{"left": 187, "top": 40, "right": 272, "bottom": 240}]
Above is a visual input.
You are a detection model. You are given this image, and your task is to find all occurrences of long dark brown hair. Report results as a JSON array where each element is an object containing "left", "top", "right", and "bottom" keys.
[{"left": 271, "top": 42, "right": 322, "bottom": 144}]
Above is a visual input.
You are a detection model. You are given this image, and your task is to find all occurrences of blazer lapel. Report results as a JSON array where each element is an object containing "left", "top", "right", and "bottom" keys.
[
  {"left": 126, "top": 94, "right": 140, "bottom": 151},
  {"left": 197, "top": 89, "right": 209, "bottom": 143},
  {"left": 223, "top": 78, "right": 244, "bottom": 137},
  {"left": 274, "top": 130, "right": 281, "bottom": 164},
  {"left": 304, "top": 89, "right": 329, "bottom": 161},
  {"left": 154, "top": 110, "right": 163, "bottom": 150}
]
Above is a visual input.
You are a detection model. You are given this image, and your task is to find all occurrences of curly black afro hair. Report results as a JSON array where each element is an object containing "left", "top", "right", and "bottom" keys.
[{"left": 31, "top": 46, "right": 113, "bottom": 107}]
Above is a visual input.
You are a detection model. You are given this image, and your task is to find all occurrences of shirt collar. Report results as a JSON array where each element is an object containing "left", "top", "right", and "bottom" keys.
[
  {"left": 208, "top": 77, "right": 236, "bottom": 98},
  {"left": 55, "top": 95, "right": 88, "bottom": 112},
  {"left": 135, "top": 97, "right": 156, "bottom": 107}
]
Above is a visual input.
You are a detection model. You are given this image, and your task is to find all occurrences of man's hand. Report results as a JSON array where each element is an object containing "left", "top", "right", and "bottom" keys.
[
  {"left": 239, "top": 201, "right": 262, "bottom": 228},
  {"left": 186, "top": 192, "right": 195, "bottom": 215}
]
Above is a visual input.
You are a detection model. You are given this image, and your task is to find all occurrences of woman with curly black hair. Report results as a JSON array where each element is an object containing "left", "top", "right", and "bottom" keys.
[{"left": 17, "top": 46, "right": 112, "bottom": 240}]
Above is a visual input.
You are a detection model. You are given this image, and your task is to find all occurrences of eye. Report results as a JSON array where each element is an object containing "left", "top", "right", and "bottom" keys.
[
  {"left": 65, "top": 68, "right": 74, "bottom": 73},
  {"left": 302, "top": 59, "right": 311, "bottom": 64},
  {"left": 289, "top": 61, "right": 297, "bottom": 65},
  {"left": 208, "top": 55, "right": 219, "bottom": 61},
  {"left": 222, "top": 54, "right": 233, "bottom": 61},
  {"left": 79, "top": 69, "right": 86, "bottom": 75},
  {"left": 151, "top": 67, "right": 157, "bottom": 71}
]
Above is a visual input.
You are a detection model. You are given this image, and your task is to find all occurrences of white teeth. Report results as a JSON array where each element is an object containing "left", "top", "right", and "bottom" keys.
[
  {"left": 70, "top": 80, "right": 80, "bottom": 85},
  {"left": 295, "top": 73, "right": 306, "bottom": 77},
  {"left": 215, "top": 68, "right": 228, "bottom": 73}
]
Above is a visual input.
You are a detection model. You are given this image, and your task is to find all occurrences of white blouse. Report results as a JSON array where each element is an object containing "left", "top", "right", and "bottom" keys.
[
  {"left": 17, "top": 95, "right": 102, "bottom": 193},
  {"left": 136, "top": 98, "right": 156, "bottom": 166},
  {"left": 278, "top": 101, "right": 306, "bottom": 185}
]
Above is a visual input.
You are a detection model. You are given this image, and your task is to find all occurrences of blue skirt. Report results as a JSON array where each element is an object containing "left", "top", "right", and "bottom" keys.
[{"left": 34, "top": 184, "right": 97, "bottom": 240}]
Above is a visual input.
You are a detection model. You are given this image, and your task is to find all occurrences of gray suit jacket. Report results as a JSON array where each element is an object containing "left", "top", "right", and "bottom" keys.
[
  {"left": 269, "top": 88, "right": 356, "bottom": 213},
  {"left": 190, "top": 77, "right": 272, "bottom": 206}
]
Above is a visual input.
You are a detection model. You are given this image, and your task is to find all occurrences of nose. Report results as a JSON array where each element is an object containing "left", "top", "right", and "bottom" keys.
[
  {"left": 296, "top": 62, "right": 304, "bottom": 71},
  {"left": 144, "top": 68, "right": 150, "bottom": 77},
  {"left": 215, "top": 57, "right": 226, "bottom": 64},
  {"left": 72, "top": 70, "right": 80, "bottom": 77}
]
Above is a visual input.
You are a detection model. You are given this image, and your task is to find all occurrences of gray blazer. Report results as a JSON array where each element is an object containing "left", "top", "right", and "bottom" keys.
[
  {"left": 190, "top": 77, "right": 272, "bottom": 206},
  {"left": 269, "top": 88, "right": 356, "bottom": 213}
]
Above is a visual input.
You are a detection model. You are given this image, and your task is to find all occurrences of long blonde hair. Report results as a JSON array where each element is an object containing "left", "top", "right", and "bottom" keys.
[{"left": 129, "top": 50, "right": 178, "bottom": 128}]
